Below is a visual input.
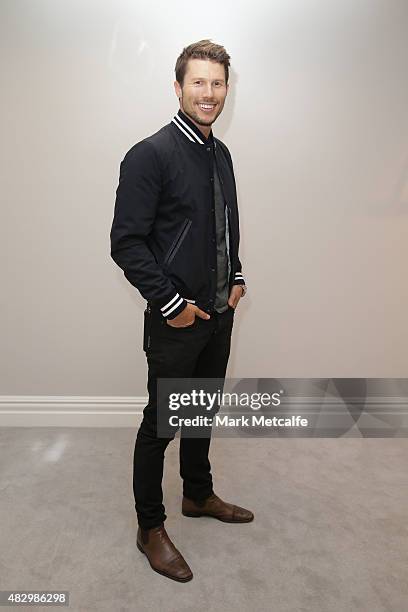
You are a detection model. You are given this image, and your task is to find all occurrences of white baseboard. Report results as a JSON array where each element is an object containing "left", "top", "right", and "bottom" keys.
[{"left": 0, "top": 396, "right": 147, "bottom": 427}]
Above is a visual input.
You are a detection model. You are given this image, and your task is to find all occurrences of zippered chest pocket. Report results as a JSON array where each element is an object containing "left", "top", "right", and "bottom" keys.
[{"left": 163, "top": 218, "right": 192, "bottom": 266}]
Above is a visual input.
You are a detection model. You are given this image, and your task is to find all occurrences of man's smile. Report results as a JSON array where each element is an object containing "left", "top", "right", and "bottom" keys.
[{"left": 197, "top": 102, "right": 217, "bottom": 113}]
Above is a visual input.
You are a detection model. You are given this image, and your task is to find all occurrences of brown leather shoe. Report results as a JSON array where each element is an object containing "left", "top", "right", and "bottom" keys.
[
  {"left": 136, "top": 524, "right": 193, "bottom": 582},
  {"left": 182, "top": 493, "right": 254, "bottom": 523}
]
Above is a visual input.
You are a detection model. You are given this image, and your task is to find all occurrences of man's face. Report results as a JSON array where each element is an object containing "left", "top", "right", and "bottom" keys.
[{"left": 174, "top": 58, "right": 229, "bottom": 127}]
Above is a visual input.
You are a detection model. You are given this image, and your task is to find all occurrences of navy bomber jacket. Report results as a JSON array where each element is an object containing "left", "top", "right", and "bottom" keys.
[{"left": 110, "top": 108, "right": 246, "bottom": 319}]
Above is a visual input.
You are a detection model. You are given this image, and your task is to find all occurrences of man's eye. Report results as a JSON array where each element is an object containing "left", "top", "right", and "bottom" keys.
[{"left": 194, "top": 80, "right": 201, "bottom": 84}]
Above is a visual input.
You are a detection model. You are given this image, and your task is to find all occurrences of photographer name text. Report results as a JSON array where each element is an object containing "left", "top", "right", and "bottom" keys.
[{"left": 168, "top": 415, "right": 308, "bottom": 428}]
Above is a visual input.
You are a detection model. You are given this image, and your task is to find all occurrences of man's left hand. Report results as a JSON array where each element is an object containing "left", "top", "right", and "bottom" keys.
[{"left": 228, "top": 285, "right": 246, "bottom": 309}]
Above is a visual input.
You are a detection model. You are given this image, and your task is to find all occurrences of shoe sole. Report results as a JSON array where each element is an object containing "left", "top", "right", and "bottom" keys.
[
  {"left": 182, "top": 510, "right": 254, "bottom": 523},
  {"left": 136, "top": 540, "right": 193, "bottom": 582}
]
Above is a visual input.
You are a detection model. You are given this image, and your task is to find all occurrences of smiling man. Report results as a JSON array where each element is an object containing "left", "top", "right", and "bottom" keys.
[
  {"left": 174, "top": 56, "right": 226, "bottom": 139},
  {"left": 110, "top": 39, "right": 252, "bottom": 583}
]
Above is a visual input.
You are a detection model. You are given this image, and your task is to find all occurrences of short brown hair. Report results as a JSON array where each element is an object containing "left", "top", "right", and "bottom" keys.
[{"left": 175, "top": 39, "right": 230, "bottom": 87}]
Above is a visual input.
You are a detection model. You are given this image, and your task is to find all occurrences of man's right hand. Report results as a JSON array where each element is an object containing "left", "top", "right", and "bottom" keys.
[{"left": 166, "top": 303, "right": 210, "bottom": 328}]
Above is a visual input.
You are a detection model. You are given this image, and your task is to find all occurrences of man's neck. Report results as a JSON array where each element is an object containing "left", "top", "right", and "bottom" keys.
[
  {"left": 180, "top": 107, "right": 211, "bottom": 140},
  {"left": 196, "top": 123, "right": 211, "bottom": 140}
]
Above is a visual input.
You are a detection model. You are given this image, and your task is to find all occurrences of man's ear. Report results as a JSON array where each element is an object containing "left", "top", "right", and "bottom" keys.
[{"left": 174, "top": 80, "right": 182, "bottom": 99}]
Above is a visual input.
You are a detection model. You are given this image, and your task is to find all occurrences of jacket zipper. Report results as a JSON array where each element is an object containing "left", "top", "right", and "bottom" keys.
[{"left": 164, "top": 218, "right": 192, "bottom": 265}]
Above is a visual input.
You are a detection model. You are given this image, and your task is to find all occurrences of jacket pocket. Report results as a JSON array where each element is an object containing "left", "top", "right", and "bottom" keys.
[{"left": 163, "top": 218, "right": 192, "bottom": 266}]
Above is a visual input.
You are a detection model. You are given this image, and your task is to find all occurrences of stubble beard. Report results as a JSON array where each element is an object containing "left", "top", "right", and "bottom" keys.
[{"left": 180, "top": 95, "right": 223, "bottom": 127}]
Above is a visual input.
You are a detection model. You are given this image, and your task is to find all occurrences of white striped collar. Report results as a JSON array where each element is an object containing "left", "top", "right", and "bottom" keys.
[{"left": 171, "top": 109, "right": 215, "bottom": 147}]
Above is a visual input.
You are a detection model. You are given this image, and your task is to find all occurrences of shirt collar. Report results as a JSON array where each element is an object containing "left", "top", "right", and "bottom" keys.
[{"left": 171, "top": 108, "right": 215, "bottom": 147}]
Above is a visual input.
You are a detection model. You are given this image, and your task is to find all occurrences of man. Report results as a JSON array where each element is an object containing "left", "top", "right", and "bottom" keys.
[{"left": 110, "top": 39, "right": 253, "bottom": 583}]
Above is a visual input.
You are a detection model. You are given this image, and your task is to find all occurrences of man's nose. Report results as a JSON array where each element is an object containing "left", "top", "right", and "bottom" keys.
[{"left": 203, "top": 83, "right": 215, "bottom": 98}]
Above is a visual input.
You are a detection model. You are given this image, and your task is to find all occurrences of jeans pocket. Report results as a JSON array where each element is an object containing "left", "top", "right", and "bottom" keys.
[{"left": 166, "top": 315, "right": 199, "bottom": 329}]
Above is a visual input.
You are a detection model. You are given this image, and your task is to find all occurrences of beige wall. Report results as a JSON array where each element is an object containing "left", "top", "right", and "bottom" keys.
[{"left": 1, "top": 0, "right": 408, "bottom": 398}]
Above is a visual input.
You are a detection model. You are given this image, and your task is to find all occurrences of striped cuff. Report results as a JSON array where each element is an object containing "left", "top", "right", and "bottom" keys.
[
  {"left": 159, "top": 292, "right": 187, "bottom": 320},
  {"left": 233, "top": 271, "right": 245, "bottom": 285}
]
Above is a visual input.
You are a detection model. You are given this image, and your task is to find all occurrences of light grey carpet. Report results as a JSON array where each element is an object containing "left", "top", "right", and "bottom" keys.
[{"left": 0, "top": 428, "right": 407, "bottom": 612}]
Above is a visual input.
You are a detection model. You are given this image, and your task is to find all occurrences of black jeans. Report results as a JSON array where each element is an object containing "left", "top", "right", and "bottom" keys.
[{"left": 133, "top": 302, "right": 235, "bottom": 530}]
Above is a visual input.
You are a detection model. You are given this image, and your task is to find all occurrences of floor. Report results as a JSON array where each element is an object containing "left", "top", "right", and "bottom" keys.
[{"left": 0, "top": 428, "right": 407, "bottom": 612}]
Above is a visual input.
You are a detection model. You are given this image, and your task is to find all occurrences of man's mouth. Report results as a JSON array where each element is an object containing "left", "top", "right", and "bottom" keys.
[{"left": 198, "top": 103, "right": 216, "bottom": 113}]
